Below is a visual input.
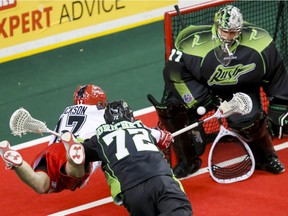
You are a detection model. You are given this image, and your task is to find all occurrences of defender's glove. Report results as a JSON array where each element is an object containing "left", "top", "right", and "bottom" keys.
[{"left": 158, "top": 129, "right": 174, "bottom": 149}]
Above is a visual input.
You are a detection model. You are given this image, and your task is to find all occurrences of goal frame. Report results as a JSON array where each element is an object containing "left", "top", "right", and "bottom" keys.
[{"left": 162, "top": 0, "right": 270, "bottom": 140}]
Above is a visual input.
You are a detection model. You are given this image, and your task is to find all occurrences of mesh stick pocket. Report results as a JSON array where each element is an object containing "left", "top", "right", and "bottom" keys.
[
  {"left": 208, "top": 125, "right": 255, "bottom": 184},
  {"left": 9, "top": 108, "right": 58, "bottom": 137}
]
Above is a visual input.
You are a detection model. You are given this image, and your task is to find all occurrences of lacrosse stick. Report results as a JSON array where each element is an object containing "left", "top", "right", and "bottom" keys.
[
  {"left": 9, "top": 108, "right": 60, "bottom": 137},
  {"left": 208, "top": 125, "right": 255, "bottom": 184},
  {"left": 174, "top": 5, "right": 186, "bottom": 29},
  {"left": 171, "top": 92, "right": 252, "bottom": 137}
]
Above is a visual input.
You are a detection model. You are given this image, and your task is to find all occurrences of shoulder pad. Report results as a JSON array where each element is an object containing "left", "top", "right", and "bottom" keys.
[
  {"left": 240, "top": 23, "right": 273, "bottom": 52},
  {"left": 175, "top": 25, "right": 214, "bottom": 57}
]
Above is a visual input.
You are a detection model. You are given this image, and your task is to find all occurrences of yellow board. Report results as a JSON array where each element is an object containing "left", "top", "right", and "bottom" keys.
[{"left": 0, "top": 0, "right": 177, "bottom": 48}]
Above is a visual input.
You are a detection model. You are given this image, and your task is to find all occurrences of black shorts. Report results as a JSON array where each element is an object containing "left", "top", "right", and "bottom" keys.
[{"left": 122, "top": 175, "right": 193, "bottom": 216}]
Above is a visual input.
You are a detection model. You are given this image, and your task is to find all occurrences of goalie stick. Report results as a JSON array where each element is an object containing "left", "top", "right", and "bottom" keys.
[
  {"left": 174, "top": 4, "right": 186, "bottom": 29},
  {"left": 208, "top": 125, "right": 255, "bottom": 184},
  {"left": 170, "top": 92, "right": 254, "bottom": 183}
]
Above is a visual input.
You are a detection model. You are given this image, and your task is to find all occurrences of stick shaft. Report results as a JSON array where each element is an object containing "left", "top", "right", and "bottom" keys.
[
  {"left": 46, "top": 129, "right": 61, "bottom": 138},
  {"left": 170, "top": 93, "right": 252, "bottom": 137},
  {"left": 174, "top": 5, "right": 186, "bottom": 29},
  {"left": 172, "top": 122, "right": 200, "bottom": 137},
  {"left": 171, "top": 110, "right": 217, "bottom": 137}
]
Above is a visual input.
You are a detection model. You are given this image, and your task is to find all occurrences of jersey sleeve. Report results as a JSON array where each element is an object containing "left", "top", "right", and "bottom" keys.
[
  {"left": 163, "top": 56, "right": 212, "bottom": 109},
  {"left": 82, "top": 136, "right": 101, "bottom": 162}
]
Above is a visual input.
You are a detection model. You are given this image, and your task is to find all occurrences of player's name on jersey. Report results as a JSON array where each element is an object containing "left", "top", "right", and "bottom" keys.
[
  {"left": 63, "top": 105, "right": 88, "bottom": 115},
  {"left": 96, "top": 120, "right": 144, "bottom": 137}
]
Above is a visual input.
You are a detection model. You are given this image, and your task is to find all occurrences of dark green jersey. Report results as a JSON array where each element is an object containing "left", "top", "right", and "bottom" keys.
[
  {"left": 82, "top": 120, "right": 173, "bottom": 203},
  {"left": 164, "top": 23, "right": 288, "bottom": 109}
]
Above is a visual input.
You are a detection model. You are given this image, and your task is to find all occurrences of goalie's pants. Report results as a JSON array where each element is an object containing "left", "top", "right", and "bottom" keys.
[
  {"left": 122, "top": 175, "right": 193, "bottom": 216},
  {"left": 226, "top": 92, "right": 277, "bottom": 162}
]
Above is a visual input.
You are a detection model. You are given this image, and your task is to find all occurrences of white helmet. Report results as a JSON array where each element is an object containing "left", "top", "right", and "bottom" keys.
[
  {"left": 213, "top": 5, "right": 243, "bottom": 65},
  {"left": 214, "top": 5, "right": 243, "bottom": 32}
]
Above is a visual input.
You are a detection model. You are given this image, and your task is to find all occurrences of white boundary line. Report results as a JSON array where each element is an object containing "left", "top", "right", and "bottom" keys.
[{"left": 48, "top": 197, "right": 113, "bottom": 216}]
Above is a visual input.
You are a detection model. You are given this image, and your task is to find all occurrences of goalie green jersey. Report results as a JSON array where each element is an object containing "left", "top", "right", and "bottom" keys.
[{"left": 163, "top": 23, "right": 288, "bottom": 109}]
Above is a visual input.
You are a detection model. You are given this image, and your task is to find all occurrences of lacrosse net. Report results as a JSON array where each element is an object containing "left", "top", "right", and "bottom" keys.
[{"left": 164, "top": 0, "right": 287, "bottom": 141}]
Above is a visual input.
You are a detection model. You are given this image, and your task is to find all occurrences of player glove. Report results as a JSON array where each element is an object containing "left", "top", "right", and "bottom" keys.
[{"left": 158, "top": 128, "right": 174, "bottom": 149}]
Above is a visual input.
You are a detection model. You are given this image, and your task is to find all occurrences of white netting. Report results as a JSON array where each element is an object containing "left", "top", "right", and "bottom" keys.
[{"left": 9, "top": 108, "right": 48, "bottom": 137}]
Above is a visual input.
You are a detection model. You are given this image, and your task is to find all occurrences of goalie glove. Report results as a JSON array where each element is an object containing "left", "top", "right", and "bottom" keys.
[
  {"left": 268, "top": 103, "right": 288, "bottom": 138},
  {"left": 157, "top": 128, "right": 174, "bottom": 149}
]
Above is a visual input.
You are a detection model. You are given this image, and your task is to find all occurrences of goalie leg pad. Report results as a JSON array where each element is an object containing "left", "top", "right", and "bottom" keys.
[
  {"left": 147, "top": 94, "right": 206, "bottom": 160},
  {"left": 243, "top": 118, "right": 285, "bottom": 174},
  {"left": 231, "top": 112, "right": 278, "bottom": 166}
]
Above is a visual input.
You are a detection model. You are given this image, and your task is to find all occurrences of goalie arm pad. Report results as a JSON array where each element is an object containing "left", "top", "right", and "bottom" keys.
[
  {"left": 268, "top": 103, "right": 288, "bottom": 138},
  {"left": 147, "top": 94, "right": 207, "bottom": 156}
]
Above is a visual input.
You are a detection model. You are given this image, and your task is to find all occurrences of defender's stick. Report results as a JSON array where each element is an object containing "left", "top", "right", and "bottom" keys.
[
  {"left": 9, "top": 108, "right": 60, "bottom": 137},
  {"left": 208, "top": 125, "right": 255, "bottom": 184},
  {"left": 171, "top": 92, "right": 253, "bottom": 137},
  {"left": 9, "top": 108, "right": 90, "bottom": 166}
]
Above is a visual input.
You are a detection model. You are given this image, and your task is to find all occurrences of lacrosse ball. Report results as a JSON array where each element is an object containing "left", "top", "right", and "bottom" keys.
[{"left": 197, "top": 106, "right": 206, "bottom": 115}]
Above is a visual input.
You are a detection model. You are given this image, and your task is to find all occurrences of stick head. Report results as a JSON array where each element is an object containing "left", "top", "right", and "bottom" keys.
[
  {"left": 219, "top": 92, "right": 252, "bottom": 117},
  {"left": 208, "top": 125, "right": 255, "bottom": 184},
  {"left": 9, "top": 108, "right": 48, "bottom": 137}
]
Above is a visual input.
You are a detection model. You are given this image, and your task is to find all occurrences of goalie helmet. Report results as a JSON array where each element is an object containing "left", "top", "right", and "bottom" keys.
[
  {"left": 73, "top": 84, "right": 107, "bottom": 109},
  {"left": 214, "top": 5, "right": 243, "bottom": 44},
  {"left": 104, "top": 100, "right": 134, "bottom": 124}
]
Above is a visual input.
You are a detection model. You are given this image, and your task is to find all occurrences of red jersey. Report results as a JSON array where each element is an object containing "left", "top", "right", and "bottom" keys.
[{"left": 31, "top": 142, "right": 98, "bottom": 193}]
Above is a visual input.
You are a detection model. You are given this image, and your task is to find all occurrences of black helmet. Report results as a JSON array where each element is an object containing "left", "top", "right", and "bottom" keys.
[{"left": 104, "top": 100, "right": 134, "bottom": 124}]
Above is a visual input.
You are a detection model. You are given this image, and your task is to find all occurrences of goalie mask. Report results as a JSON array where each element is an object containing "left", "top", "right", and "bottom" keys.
[
  {"left": 104, "top": 100, "right": 134, "bottom": 124},
  {"left": 73, "top": 84, "right": 107, "bottom": 109},
  {"left": 214, "top": 5, "right": 243, "bottom": 44},
  {"left": 213, "top": 5, "right": 243, "bottom": 66}
]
